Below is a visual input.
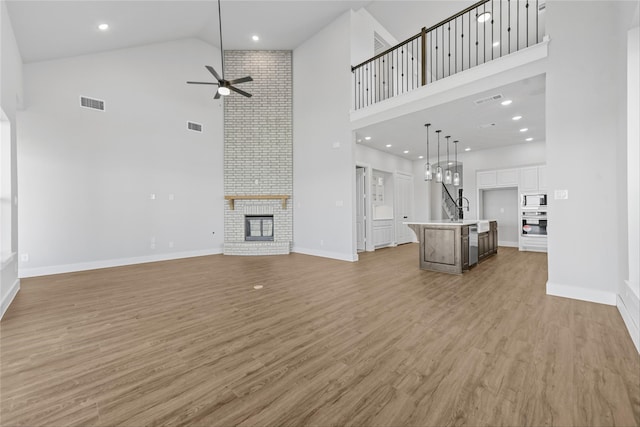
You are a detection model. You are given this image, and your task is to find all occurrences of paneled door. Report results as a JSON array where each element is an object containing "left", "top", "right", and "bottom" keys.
[
  {"left": 356, "top": 167, "right": 366, "bottom": 252},
  {"left": 395, "top": 173, "right": 414, "bottom": 245}
]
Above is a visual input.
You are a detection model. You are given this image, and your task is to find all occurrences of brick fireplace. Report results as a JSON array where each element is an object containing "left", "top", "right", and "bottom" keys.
[{"left": 223, "top": 51, "right": 292, "bottom": 256}]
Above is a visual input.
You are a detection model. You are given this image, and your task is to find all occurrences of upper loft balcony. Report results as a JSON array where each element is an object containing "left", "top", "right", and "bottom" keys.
[{"left": 351, "top": 0, "right": 548, "bottom": 121}]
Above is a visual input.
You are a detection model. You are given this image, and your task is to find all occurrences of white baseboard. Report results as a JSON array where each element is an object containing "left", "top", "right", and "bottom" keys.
[
  {"left": 618, "top": 280, "right": 640, "bottom": 353},
  {"left": 292, "top": 247, "right": 358, "bottom": 262},
  {"left": 498, "top": 240, "right": 518, "bottom": 248},
  {"left": 1, "top": 279, "right": 20, "bottom": 320},
  {"left": 546, "top": 281, "right": 617, "bottom": 306},
  {"left": 19, "top": 248, "right": 224, "bottom": 278},
  {"left": 617, "top": 293, "right": 640, "bottom": 353}
]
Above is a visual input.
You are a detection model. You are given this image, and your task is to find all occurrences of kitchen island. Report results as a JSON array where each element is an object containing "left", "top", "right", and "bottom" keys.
[{"left": 405, "top": 220, "right": 497, "bottom": 274}]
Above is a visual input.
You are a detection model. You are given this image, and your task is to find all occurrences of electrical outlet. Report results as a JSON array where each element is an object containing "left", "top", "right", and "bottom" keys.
[
  {"left": 169, "top": 241, "right": 174, "bottom": 248},
  {"left": 320, "top": 240, "right": 324, "bottom": 246},
  {"left": 20, "top": 253, "right": 29, "bottom": 262},
  {"left": 554, "top": 189, "right": 569, "bottom": 200},
  {"left": 150, "top": 243, "right": 156, "bottom": 250}
]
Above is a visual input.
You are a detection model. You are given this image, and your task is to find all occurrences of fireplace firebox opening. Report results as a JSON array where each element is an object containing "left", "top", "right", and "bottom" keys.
[{"left": 245, "top": 215, "right": 274, "bottom": 241}]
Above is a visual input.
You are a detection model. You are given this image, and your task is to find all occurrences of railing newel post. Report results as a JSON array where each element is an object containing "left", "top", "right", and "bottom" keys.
[{"left": 421, "top": 27, "right": 427, "bottom": 86}]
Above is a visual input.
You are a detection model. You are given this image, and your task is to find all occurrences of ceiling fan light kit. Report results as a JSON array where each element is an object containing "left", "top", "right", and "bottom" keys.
[{"left": 186, "top": 0, "right": 253, "bottom": 99}]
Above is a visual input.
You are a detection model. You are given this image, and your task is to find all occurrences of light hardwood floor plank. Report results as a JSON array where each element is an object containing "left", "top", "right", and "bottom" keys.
[{"left": 1, "top": 245, "right": 638, "bottom": 426}]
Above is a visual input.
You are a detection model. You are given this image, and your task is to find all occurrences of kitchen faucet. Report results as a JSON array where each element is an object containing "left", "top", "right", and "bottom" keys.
[{"left": 456, "top": 196, "right": 470, "bottom": 212}]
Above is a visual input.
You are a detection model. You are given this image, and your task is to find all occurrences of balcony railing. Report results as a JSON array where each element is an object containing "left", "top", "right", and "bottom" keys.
[{"left": 351, "top": 0, "right": 545, "bottom": 110}]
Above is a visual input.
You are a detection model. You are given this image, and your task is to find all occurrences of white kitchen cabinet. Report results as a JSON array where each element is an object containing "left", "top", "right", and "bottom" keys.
[
  {"left": 496, "top": 169, "right": 519, "bottom": 187},
  {"left": 520, "top": 236, "right": 548, "bottom": 253},
  {"left": 537, "top": 165, "right": 547, "bottom": 191},
  {"left": 372, "top": 219, "right": 394, "bottom": 247},
  {"left": 519, "top": 167, "right": 539, "bottom": 192},
  {"left": 477, "top": 171, "right": 497, "bottom": 188}
]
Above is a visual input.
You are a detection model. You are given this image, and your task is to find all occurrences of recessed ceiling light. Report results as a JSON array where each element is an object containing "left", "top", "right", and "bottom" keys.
[
  {"left": 418, "top": 155, "right": 424, "bottom": 159},
  {"left": 98, "top": 23, "right": 109, "bottom": 31},
  {"left": 520, "top": 128, "right": 528, "bottom": 132},
  {"left": 512, "top": 115, "right": 523, "bottom": 121},
  {"left": 364, "top": 136, "right": 372, "bottom": 140},
  {"left": 252, "top": 35, "right": 260, "bottom": 41},
  {"left": 501, "top": 99, "right": 513, "bottom": 106},
  {"left": 465, "top": 147, "right": 471, "bottom": 151},
  {"left": 477, "top": 12, "right": 491, "bottom": 23},
  {"left": 385, "top": 144, "right": 392, "bottom": 148},
  {"left": 403, "top": 150, "right": 409, "bottom": 154},
  {"left": 357, "top": 139, "right": 362, "bottom": 143},
  {"left": 493, "top": 41, "right": 500, "bottom": 47},
  {"left": 526, "top": 137, "right": 534, "bottom": 141}
]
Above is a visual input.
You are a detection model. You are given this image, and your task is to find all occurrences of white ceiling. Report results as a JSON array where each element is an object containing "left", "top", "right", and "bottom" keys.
[
  {"left": 7, "top": 1, "right": 372, "bottom": 63},
  {"left": 6, "top": 0, "right": 545, "bottom": 156},
  {"left": 355, "top": 74, "right": 546, "bottom": 160}
]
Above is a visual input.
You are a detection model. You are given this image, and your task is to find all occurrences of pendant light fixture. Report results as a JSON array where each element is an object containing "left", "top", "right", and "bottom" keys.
[
  {"left": 453, "top": 140, "right": 460, "bottom": 186},
  {"left": 435, "top": 130, "right": 443, "bottom": 183},
  {"left": 424, "top": 123, "right": 433, "bottom": 181},
  {"left": 444, "top": 135, "right": 452, "bottom": 184}
]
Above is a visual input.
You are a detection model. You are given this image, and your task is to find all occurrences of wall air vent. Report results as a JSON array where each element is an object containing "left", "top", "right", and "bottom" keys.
[
  {"left": 187, "top": 121, "right": 203, "bottom": 132},
  {"left": 538, "top": 1, "right": 546, "bottom": 11},
  {"left": 473, "top": 94, "right": 503, "bottom": 105},
  {"left": 80, "top": 96, "right": 105, "bottom": 111}
]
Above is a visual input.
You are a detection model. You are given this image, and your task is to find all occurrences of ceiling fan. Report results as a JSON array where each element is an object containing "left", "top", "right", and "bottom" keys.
[{"left": 186, "top": 0, "right": 253, "bottom": 99}]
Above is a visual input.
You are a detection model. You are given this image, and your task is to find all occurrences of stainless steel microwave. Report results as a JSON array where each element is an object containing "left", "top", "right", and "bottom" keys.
[{"left": 521, "top": 193, "right": 547, "bottom": 207}]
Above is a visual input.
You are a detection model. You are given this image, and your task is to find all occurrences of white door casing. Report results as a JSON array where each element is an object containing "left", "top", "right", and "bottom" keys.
[
  {"left": 395, "top": 172, "right": 414, "bottom": 245},
  {"left": 356, "top": 167, "right": 366, "bottom": 251}
]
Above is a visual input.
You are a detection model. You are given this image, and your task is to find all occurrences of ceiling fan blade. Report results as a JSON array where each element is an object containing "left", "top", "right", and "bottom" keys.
[
  {"left": 205, "top": 65, "right": 223, "bottom": 82},
  {"left": 228, "top": 76, "right": 253, "bottom": 85},
  {"left": 186, "top": 81, "right": 219, "bottom": 85},
  {"left": 214, "top": 91, "right": 221, "bottom": 100},
  {"left": 228, "top": 85, "right": 252, "bottom": 98}
]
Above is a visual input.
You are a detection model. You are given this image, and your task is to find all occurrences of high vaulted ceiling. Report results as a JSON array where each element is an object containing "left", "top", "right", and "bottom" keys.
[
  {"left": 6, "top": 0, "right": 545, "bottom": 156},
  {"left": 6, "top": 1, "right": 480, "bottom": 63}
]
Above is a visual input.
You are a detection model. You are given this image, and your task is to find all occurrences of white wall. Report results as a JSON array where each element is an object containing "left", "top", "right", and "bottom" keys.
[
  {"left": 546, "top": 1, "right": 635, "bottom": 307},
  {"left": 356, "top": 144, "right": 414, "bottom": 249},
  {"left": 293, "top": 11, "right": 356, "bottom": 261},
  {"left": 413, "top": 141, "right": 546, "bottom": 224},
  {"left": 355, "top": 144, "right": 413, "bottom": 175},
  {"left": 0, "top": 0, "right": 23, "bottom": 318},
  {"left": 620, "top": 22, "right": 640, "bottom": 352},
  {"left": 17, "top": 38, "right": 224, "bottom": 277},
  {"left": 481, "top": 188, "right": 519, "bottom": 246},
  {"left": 414, "top": 141, "right": 546, "bottom": 221}
]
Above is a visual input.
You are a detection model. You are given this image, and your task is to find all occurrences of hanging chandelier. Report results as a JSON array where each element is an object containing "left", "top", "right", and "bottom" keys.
[
  {"left": 424, "top": 123, "right": 432, "bottom": 181},
  {"left": 435, "top": 130, "right": 443, "bottom": 183},
  {"left": 444, "top": 135, "right": 452, "bottom": 184},
  {"left": 453, "top": 140, "right": 460, "bottom": 186}
]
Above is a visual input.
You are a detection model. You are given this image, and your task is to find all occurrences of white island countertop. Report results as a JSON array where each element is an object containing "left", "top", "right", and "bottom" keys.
[{"left": 403, "top": 220, "right": 489, "bottom": 226}]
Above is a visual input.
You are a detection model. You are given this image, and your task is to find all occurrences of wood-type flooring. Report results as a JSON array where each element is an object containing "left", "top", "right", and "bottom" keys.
[{"left": 1, "top": 245, "right": 639, "bottom": 426}]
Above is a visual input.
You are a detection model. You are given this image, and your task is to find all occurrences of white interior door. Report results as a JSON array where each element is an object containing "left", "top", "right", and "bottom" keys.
[
  {"left": 395, "top": 173, "right": 414, "bottom": 244},
  {"left": 356, "top": 167, "right": 366, "bottom": 251}
]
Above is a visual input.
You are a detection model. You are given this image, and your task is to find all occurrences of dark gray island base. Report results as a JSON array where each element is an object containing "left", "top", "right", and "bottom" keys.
[{"left": 405, "top": 220, "right": 497, "bottom": 274}]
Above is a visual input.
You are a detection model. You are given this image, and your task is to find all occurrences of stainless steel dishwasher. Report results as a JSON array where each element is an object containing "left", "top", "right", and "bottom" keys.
[{"left": 469, "top": 225, "right": 479, "bottom": 266}]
